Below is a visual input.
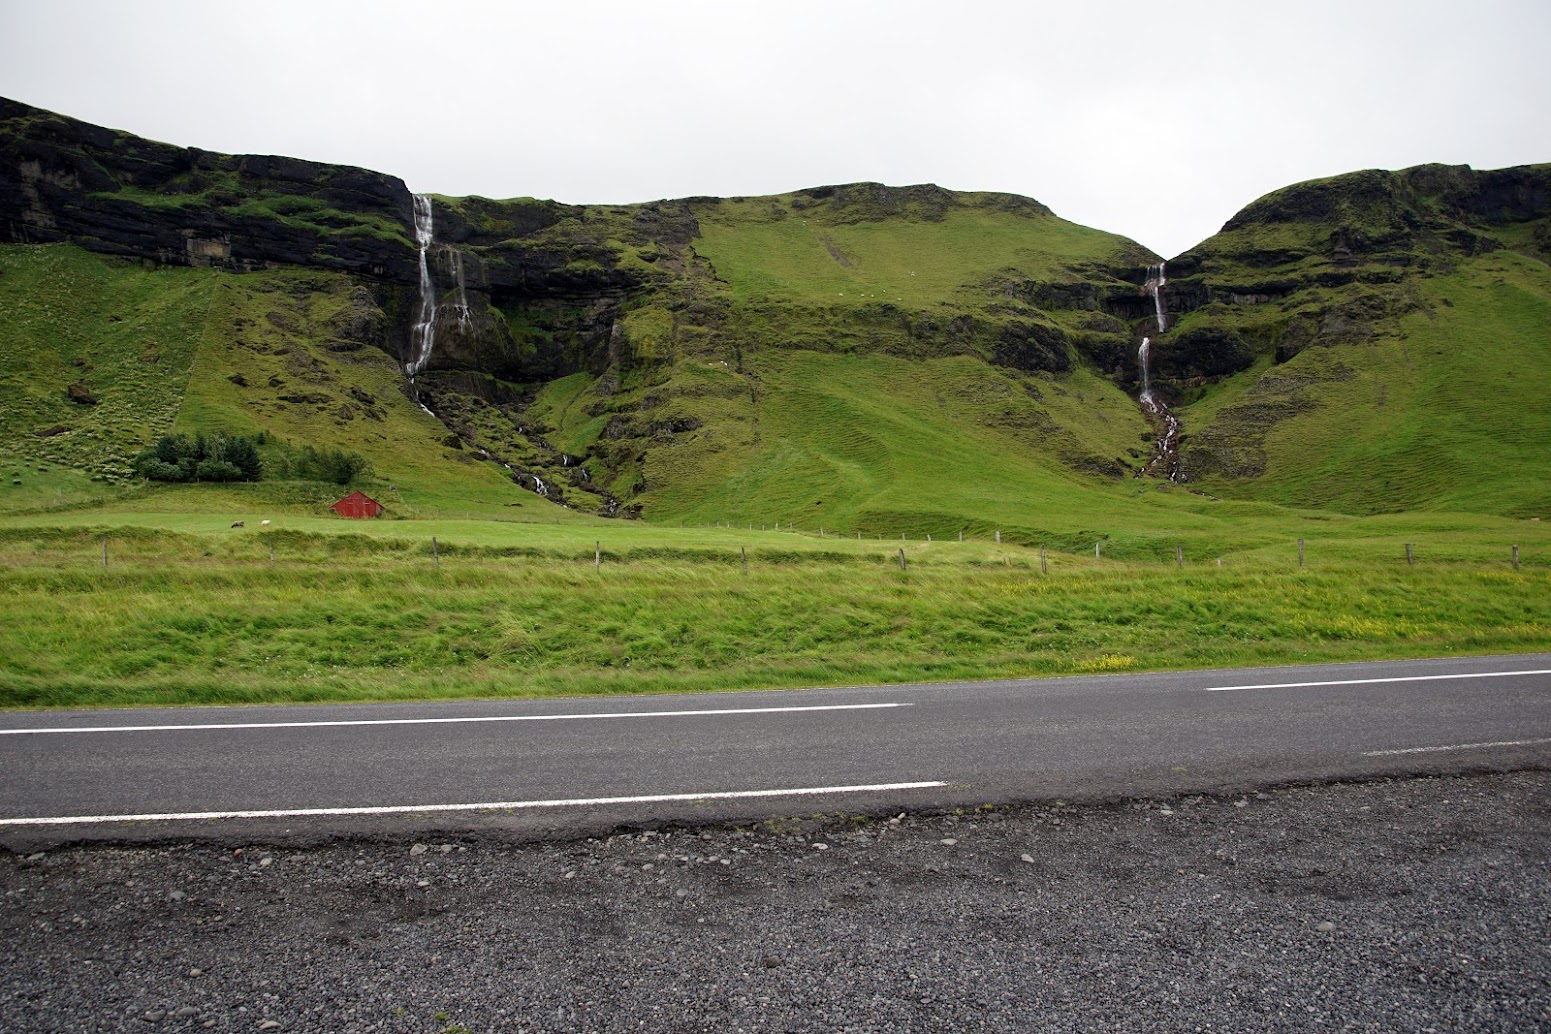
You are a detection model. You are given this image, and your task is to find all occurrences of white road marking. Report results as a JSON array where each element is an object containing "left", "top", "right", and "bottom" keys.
[
  {"left": 1363, "top": 737, "right": 1551, "bottom": 757},
  {"left": 0, "top": 702, "right": 911, "bottom": 736},
  {"left": 1204, "top": 669, "right": 1551, "bottom": 693},
  {"left": 0, "top": 782, "right": 949, "bottom": 827}
]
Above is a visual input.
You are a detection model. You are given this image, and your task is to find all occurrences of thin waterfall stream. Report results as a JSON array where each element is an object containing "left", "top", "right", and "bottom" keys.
[
  {"left": 406, "top": 193, "right": 437, "bottom": 378},
  {"left": 1136, "top": 263, "right": 1182, "bottom": 481}
]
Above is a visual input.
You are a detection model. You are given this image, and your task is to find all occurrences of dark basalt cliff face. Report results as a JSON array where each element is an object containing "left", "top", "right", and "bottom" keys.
[
  {"left": 0, "top": 97, "right": 648, "bottom": 381},
  {"left": 0, "top": 97, "right": 417, "bottom": 279}
]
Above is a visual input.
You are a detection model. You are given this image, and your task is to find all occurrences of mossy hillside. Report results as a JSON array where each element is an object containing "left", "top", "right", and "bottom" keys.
[
  {"left": 0, "top": 244, "right": 604, "bottom": 521},
  {"left": 692, "top": 188, "right": 1141, "bottom": 306},
  {"left": 1182, "top": 250, "right": 1551, "bottom": 517},
  {"left": 1152, "top": 164, "right": 1551, "bottom": 517},
  {"left": 0, "top": 244, "right": 216, "bottom": 499}
]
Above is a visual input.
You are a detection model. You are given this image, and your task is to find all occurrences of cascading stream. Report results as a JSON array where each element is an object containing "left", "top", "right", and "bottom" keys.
[
  {"left": 1135, "top": 263, "right": 1182, "bottom": 481},
  {"left": 406, "top": 193, "right": 437, "bottom": 377},
  {"left": 447, "top": 249, "right": 471, "bottom": 328}
]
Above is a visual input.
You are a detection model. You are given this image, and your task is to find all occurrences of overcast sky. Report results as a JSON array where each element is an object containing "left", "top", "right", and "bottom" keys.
[{"left": 3, "top": 0, "right": 1547, "bottom": 259}]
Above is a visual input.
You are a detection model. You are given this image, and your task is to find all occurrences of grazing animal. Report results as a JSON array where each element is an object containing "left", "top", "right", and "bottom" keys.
[
  {"left": 260, "top": 519, "right": 271, "bottom": 526},
  {"left": 231, "top": 520, "right": 245, "bottom": 528}
]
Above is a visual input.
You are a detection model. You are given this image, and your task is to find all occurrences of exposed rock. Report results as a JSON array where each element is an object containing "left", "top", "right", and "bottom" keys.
[{"left": 66, "top": 382, "right": 97, "bottom": 405}]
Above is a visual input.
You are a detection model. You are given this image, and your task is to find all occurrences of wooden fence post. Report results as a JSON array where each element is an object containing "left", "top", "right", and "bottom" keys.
[
  {"left": 897, "top": 548, "right": 906, "bottom": 571},
  {"left": 269, "top": 539, "right": 274, "bottom": 566},
  {"left": 995, "top": 530, "right": 1001, "bottom": 544},
  {"left": 1176, "top": 544, "right": 1183, "bottom": 568},
  {"left": 1095, "top": 541, "right": 1101, "bottom": 559},
  {"left": 432, "top": 536, "right": 439, "bottom": 569},
  {"left": 596, "top": 540, "right": 601, "bottom": 570},
  {"left": 1040, "top": 545, "right": 1047, "bottom": 573},
  {"left": 741, "top": 546, "right": 748, "bottom": 575},
  {"left": 101, "top": 536, "right": 107, "bottom": 570},
  {"left": 1512, "top": 545, "right": 1520, "bottom": 571},
  {"left": 959, "top": 530, "right": 963, "bottom": 542},
  {"left": 1406, "top": 543, "right": 1414, "bottom": 566},
  {"left": 1298, "top": 538, "right": 1305, "bottom": 568}
]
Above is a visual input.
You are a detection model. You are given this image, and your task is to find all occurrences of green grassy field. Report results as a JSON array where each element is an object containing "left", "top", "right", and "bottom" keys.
[{"left": 0, "top": 517, "right": 1545, "bottom": 710}]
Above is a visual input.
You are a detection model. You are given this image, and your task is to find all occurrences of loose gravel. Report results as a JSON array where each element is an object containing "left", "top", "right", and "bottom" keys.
[{"left": 3, "top": 770, "right": 1549, "bottom": 1033}]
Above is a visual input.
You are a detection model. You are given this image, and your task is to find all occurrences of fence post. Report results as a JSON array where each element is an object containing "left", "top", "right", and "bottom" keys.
[
  {"left": 995, "top": 530, "right": 1001, "bottom": 544},
  {"left": 432, "top": 536, "right": 439, "bottom": 569},
  {"left": 1512, "top": 545, "right": 1520, "bottom": 571},
  {"left": 857, "top": 531, "right": 862, "bottom": 541},
  {"left": 269, "top": 539, "right": 274, "bottom": 566},
  {"left": 1040, "top": 545, "right": 1047, "bottom": 573},
  {"left": 820, "top": 527, "right": 824, "bottom": 538},
  {"left": 596, "top": 540, "right": 601, "bottom": 571},
  {"left": 1298, "top": 538, "right": 1305, "bottom": 568},
  {"left": 897, "top": 547, "right": 906, "bottom": 571},
  {"left": 101, "top": 536, "right": 107, "bottom": 570},
  {"left": 959, "top": 530, "right": 963, "bottom": 542},
  {"left": 1095, "top": 541, "right": 1101, "bottom": 559},
  {"left": 1176, "top": 545, "right": 1183, "bottom": 569},
  {"left": 1406, "top": 543, "right": 1414, "bottom": 566},
  {"left": 927, "top": 534, "right": 932, "bottom": 543},
  {"left": 742, "top": 546, "right": 748, "bottom": 575}
]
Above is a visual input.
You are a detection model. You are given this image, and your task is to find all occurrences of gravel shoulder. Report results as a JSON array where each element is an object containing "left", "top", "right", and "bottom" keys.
[{"left": 4, "top": 770, "right": 1550, "bottom": 1033}]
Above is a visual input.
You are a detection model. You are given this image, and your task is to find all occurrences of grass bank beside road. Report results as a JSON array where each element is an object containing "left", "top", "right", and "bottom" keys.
[{"left": 1, "top": 523, "right": 1547, "bottom": 710}]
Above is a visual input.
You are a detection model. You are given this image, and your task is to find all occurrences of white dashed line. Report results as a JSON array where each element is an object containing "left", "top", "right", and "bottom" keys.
[
  {"left": 0, "top": 702, "right": 911, "bottom": 736},
  {"left": 1204, "top": 669, "right": 1551, "bottom": 693},
  {"left": 0, "top": 782, "right": 949, "bottom": 827}
]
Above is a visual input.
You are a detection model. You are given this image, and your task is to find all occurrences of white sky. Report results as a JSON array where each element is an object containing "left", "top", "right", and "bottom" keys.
[{"left": 2, "top": 0, "right": 1547, "bottom": 259}]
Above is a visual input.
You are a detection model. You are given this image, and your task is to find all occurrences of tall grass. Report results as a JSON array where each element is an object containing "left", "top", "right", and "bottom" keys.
[{"left": 1, "top": 526, "right": 1545, "bottom": 710}]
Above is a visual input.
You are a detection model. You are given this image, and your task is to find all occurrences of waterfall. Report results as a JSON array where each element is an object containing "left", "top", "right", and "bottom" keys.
[
  {"left": 407, "top": 194, "right": 437, "bottom": 377},
  {"left": 447, "top": 249, "right": 471, "bottom": 328},
  {"left": 1135, "top": 265, "right": 1181, "bottom": 481},
  {"left": 533, "top": 475, "right": 549, "bottom": 496},
  {"left": 1145, "top": 262, "right": 1168, "bottom": 333},
  {"left": 1137, "top": 336, "right": 1157, "bottom": 411}
]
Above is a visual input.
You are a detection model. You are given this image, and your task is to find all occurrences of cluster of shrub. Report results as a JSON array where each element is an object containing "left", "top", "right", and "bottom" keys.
[
  {"left": 132, "top": 432, "right": 373, "bottom": 486},
  {"left": 132, "top": 433, "right": 263, "bottom": 483}
]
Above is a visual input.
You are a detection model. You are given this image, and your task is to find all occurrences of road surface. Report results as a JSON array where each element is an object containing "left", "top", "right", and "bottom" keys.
[{"left": 2, "top": 653, "right": 1548, "bottom": 845}]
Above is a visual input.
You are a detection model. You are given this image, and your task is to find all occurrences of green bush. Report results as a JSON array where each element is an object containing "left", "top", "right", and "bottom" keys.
[
  {"left": 194, "top": 459, "right": 244, "bottom": 482},
  {"left": 132, "top": 432, "right": 264, "bottom": 483}
]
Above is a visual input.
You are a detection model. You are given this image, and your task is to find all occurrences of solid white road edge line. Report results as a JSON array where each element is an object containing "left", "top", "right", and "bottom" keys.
[
  {"left": 0, "top": 782, "right": 950, "bottom": 827},
  {"left": 1363, "top": 737, "right": 1551, "bottom": 757},
  {"left": 0, "top": 702, "right": 912, "bottom": 736},
  {"left": 1204, "top": 669, "right": 1551, "bottom": 693}
]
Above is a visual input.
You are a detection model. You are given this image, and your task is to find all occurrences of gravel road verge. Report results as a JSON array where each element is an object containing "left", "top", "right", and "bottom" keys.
[{"left": 4, "top": 770, "right": 1549, "bottom": 1033}]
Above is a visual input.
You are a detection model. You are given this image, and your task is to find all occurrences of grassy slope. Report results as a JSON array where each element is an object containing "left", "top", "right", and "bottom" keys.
[
  {"left": 1182, "top": 250, "right": 1551, "bottom": 518},
  {"left": 695, "top": 194, "right": 1132, "bottom": 306},
  {"left": 530, "top": 188, "right": 1170, "bottom": 536},
  {"left": 0, "top": 244, "right": 605, "bottom": 523}
]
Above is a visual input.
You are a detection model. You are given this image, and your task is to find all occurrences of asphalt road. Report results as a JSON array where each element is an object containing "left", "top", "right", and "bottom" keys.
[{"left": 2, "top": 653, "right": 1549, "bottom": 846}]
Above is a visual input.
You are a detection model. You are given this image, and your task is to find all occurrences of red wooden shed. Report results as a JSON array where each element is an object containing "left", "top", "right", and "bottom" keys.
[{"left": 331, "top": 491, "right": 383, "bottom": 519}]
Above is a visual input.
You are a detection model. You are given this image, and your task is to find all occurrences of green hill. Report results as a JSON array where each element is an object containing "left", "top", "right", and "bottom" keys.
[
  {"left": 1162, "top": 164, "right": 1551, "bottom": 518},
  {"left": 2, "top": 96, "right": 1549, "bottom": 536}
]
